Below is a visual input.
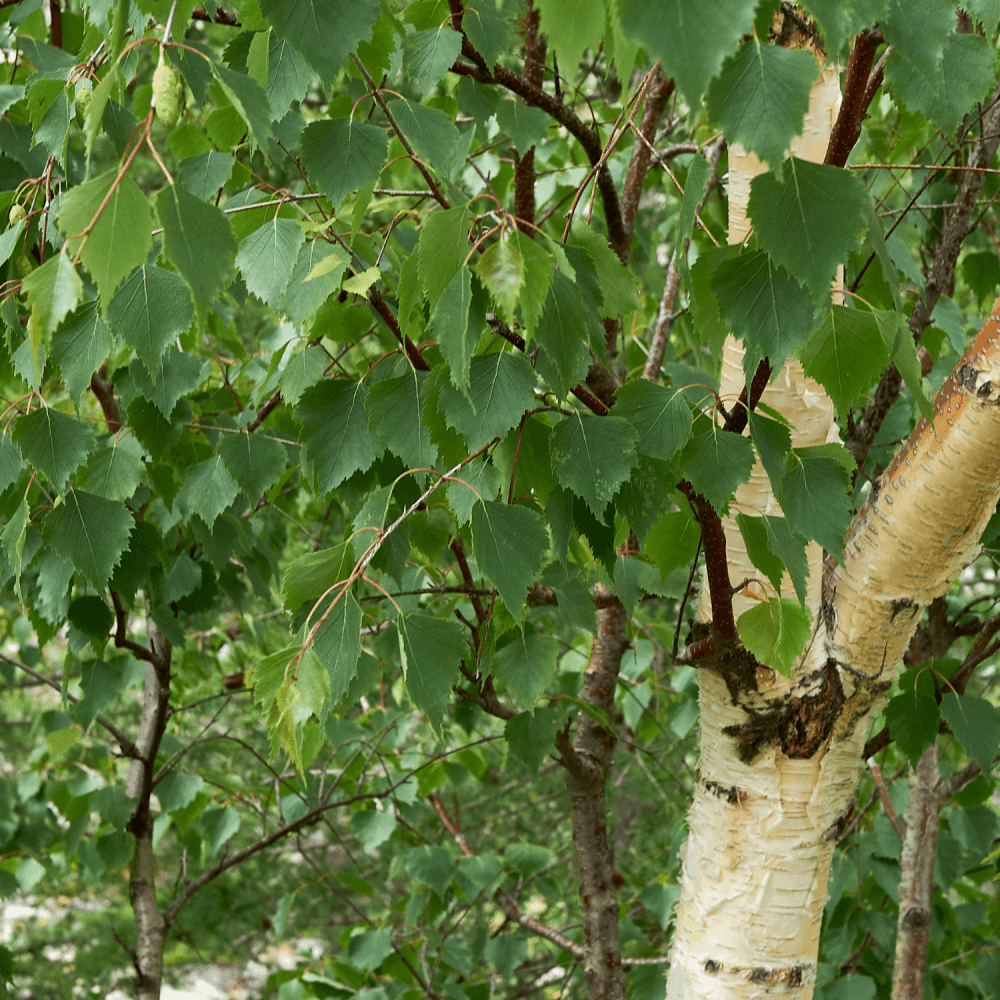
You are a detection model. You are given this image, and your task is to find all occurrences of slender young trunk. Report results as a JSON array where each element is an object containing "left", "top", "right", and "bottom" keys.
[
  {"left": 561, "top": 587, "right": 630, "bottom": 1000},
  {"left": 124, "top": 620, "right": 173, "bottom": 1000},
  {"left": 892, "top": 745, "right": 938, "bottom": 1000}
]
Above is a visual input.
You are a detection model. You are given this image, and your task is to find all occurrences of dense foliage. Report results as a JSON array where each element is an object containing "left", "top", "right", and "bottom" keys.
[{"left": 0, "top": 0, "right": 998, "bottom": 998}]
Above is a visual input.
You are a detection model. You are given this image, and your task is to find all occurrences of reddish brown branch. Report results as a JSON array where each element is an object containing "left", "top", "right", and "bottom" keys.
[
  {"left": 679, "top": 482, "right": 735, "bottom": 641},
  {"left": 450, "top": 59, "right": 627, "bottom": 258},
  {"left": 192, "top": 6, "right": 239, "bottom": 25},
  {"left": 91, "top": 364, "right": 122, "bottom": 432},
  {"left": 824, "top": 28, "right": 884, "bottom": 168},
  {"left": 621, "top": 66, "right": 674, "bottom": 243},
  {"left": 370, "top": 288, "right": 430, "bottom": 371},
  {"left": 246, "top": 390, "right": 282, "bottom": 432},
  {"left": 110, "top": 589, "right": 155, "bottom": 663},
  {"left": 513, "top": 3, "right": 546, "bottom": 236}
]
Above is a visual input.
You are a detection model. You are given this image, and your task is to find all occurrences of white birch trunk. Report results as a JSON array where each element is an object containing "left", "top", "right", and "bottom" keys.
[{"left": 667, "top": 40, "right": 1000, "bottom": 996}]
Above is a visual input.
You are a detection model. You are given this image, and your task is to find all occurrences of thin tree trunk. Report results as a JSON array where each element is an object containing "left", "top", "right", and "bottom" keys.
[
  {"left": 125, "top": 620, "right": 173, "bottom": 1000},
  {"left": 560, "top": 586, "right": 631, "bottom": 1000},
  {"left": 892, "top": 744, "right": 938, "bottom": 1000}
]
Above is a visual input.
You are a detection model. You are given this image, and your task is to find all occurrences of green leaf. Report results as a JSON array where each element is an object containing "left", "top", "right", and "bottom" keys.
[
  {"left": 297, "top": 379, "right": 382, "bottom": 492},
  {"left": 736, "top": 513, "right": 785, "bottom": 598},
  {"left": 73, "top": 657, "right": 146, "bottom": 728},
  {"left": 749, "top": 158, "right": 868, "bottom": 296},
  {"left": 21, "top": 251, "right": 82, "bottom": 338},
  {"left": 0, "top": 433, "right": 25, "bottom": 494},
  {"left": 471, "top": 501, "right": 549, "bottom": 617},
  {"left": 12, "top": 407, "right": 94, "bottom": 491},
  {"left": 174, "top": 455, "right": 241, "bottom": 529},
  {"left": 397, "top": 612, "right": 467, "bottom": 733},
  {"left": 886, "top": 669, "right": 939, "bottom": 765},
  {"left": 882, "top": 0, "right": 953, "bottom": 72},
  {"left": 418, "top": 203, "right": 472, "bottom": 310},
  {"left": 711, "top": 250, "right": 815, "bottom": 377},
  {"left": 440, "top": 351, "right": 538, "bottom": 451},
  {"left": 646, "top": 507, "right": 700, "bottom": 583},
  {"left": 736, "top": 598, "right": 812, "bottom": 677},
  {"left": 365, "top": 370, "right": 437, "bottom": 470},
  {"left": 210, "top": 59, "right": 275, "bottom": 155},
  {"left": 886, "top": 33, "right": 995, "bottom": 136},
  {"left": 747, "top": 407, "right": 791, "bottom": 498},
  {"left": 128, "top": 350, "right": 210, "bottom": 420},
  {"left": 642, "top": 884, "right": 681, "bottom": 931},
  {"left": 447, "top": 461, "right": 504, "bottom": 525},
  {"left": 155, "top": 183, "right": 237, "bottom": 311},
  {"left": 761, "top": 515, "right": 809, "bottom": 607},
  {"left": 281, "top": 542, "right": 352, "bottom": 612},
  {"left": 388, "top": 97, "right": 471, "bottom": 181},
  {"left": 405, "top": 26, "right": 462, "bottom": 94},
  {"left": 800, "top": 306, "right": 888, "bottom": 416},
  {"left": 159, "top": 554, "right": 202, "bottom": 603},
  {"left": 873, "top": 308, "right": 932, "bottom": 420},
  {"left": 550, "top": 413, "right": 638, "bottom": 518},
  {"left": 402, "top": 844, "right": 455, "bottom": 897},
  {"left": 569, "top": 224, "right": 639, "bottom": 319},
  {"left": 463, "top": 0, "right": 514, "bottom": 66},
  {"left": 620, "top": 0, "right": 756, "bottom": 106},
  {"left": 218, "top": 431, "right": 287, "bottom": 501},
  {"left": 79, "top": 434, "right": 145, "bottom": 502},
  {"left": 779, "top": 444, "right": 853, "bottom": 562},
  {"left": 475, "top": 235, "right": 525, "bottom": 324},
  {"left": 534, "top": 269, "right": 599, "bottom": 398},
  {"left": 278, "top": 344, "right": 326, "bottom": 406},
  {"left": 157, "top": 770, "right": 206, "bottom": 813},
  {"left": 801, "top": 0, "right": 872, "bottom": 59},
  {"left": 613, "top": 380, "right": 692, "bottom": 462},
  {"left": 489, "top": 631, "right": 559, "bottom": 708},
  {"left": 494, "top": 99, "right": 550, "bottom": 151},
  {"left": 107, "top": 265, "right": 194, "bottom": 378},
  {"left": 282, "top": 240, "right": 351, "bottom": 325},
  {"left": 176, "top": 150, "right": 235, "bottom": 199},
  {"left": 260, "top": 0, "right": 380, "bottom": 78},
  {"left": 50, "top": 301, "right": 113, "bottom": 407},
  {"left": 311, "top": 589, "right": 362, "bottom": 704},
  {"left": 455, "top": 852, "right": 505, "bottom": 899},
  {"left": 201, "top": 807, "right": 240, "bottom": 857},
  {"left": 351, "top": 809, "right": 397, "bottom": 854},
  {"left": 679, "top": 424, "right": 755, "bottom": 514},
  {"left": 0, "top": 217, "right": 24, "bottom": 269},
  {"left": 42, "top": 490, "right": 134, "bottom": 587},
  {"left": 1, "top": 498, "right": 29, "bottom": 593},
  {"left": 432, "top": 266, "right": 474, "bottom": 392},
  {"left": 707, "top": 39, "right": 817, "bottom": 172},
  {"left": 505, "top": 706, "right": 569, "bottom": 774},
  {"left": 941, "top": 693, "right": 1000, "bottom": 777},
  {"left": 68, "top": 595, "right": 113, "bottom": 638},
  {"left": 299, "top": 118, "right": 388, "bottom": 212},
  {"left": 266, "top": 32, "right": 313, "bottom": 118},
  {"left": 57, "top": 170, "right": 153, "bottom": 305},
  {"left": 505, "top": 841, "right": 551, "bottom": 879},
  {"left": 236, "top": 217, "right": 305, "bottom": 308}
]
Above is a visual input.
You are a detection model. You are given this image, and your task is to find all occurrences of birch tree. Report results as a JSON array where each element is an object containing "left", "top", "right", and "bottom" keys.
[{"left": 0, "top": 2, "right": 998, "bottom": 999}]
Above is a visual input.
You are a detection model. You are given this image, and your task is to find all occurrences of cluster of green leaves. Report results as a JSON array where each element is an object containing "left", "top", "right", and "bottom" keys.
[{"left": 0, "top": 0, "right": 998, "bottom": 996}]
